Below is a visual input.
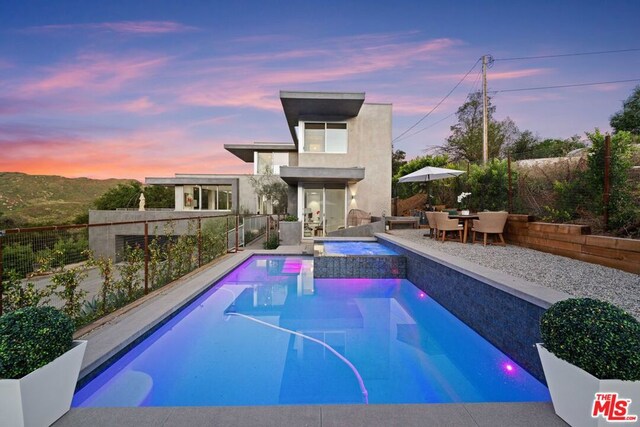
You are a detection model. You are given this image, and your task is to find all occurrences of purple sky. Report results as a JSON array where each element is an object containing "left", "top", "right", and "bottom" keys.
[{"left": 1, "top": 1, "right": 639, "bottom": 180}]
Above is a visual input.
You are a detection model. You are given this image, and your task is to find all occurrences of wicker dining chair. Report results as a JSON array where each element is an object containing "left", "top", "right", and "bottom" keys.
[
  {"left": 471, "top": 211, "right": 509, "bottom": 246},
  {"left": 434, "top": 212, "right": 463, "bottom": 242},
  {"left": 424, "top": 211, "right": 438, "bottom": 238}
]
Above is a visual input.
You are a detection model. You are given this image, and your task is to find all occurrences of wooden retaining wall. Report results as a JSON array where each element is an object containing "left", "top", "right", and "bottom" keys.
[{"left": 504, "top": 214, "right": 640, "bottom": 274}]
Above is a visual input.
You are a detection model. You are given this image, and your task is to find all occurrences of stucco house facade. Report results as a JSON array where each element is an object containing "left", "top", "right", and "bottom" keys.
[{"left": 145, "top": 90, "right": 392, "bottom": 238}]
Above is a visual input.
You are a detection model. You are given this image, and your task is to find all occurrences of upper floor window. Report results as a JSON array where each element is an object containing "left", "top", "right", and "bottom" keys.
[
  {"left": 255, "top": 152, "right": 289, "bottom": 175},
  {"left": 302, "top": 122, "right": 347, "bottom": 153}
]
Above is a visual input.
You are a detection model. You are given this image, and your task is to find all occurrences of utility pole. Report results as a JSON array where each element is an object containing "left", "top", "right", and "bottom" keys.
[{"left": 482, "top": 54, "right": 489, "bottom": 165}]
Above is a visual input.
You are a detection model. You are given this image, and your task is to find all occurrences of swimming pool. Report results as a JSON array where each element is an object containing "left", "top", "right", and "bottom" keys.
[{"left": 72, "top": 255, "right": 549, "bottom": 407}]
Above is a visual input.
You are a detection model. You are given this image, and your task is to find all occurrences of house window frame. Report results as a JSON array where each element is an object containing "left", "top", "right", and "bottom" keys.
[{"left": 300, "top": 122, "right": 348, "bottom": 154}]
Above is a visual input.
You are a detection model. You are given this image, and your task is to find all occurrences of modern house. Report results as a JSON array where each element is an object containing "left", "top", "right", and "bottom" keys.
[{"left": 145, "top": 90, "right": 392, "bottom": 238}]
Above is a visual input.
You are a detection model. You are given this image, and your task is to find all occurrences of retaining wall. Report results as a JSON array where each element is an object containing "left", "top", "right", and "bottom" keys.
[{"left": 505, "top": 214, "right": 640, "bottom": 274}]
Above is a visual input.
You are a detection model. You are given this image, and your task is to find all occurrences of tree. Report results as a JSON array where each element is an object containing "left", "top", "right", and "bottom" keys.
[
  {"left": 392, "top": 148, "right": 407, "bottom": 177},
  {"left": 584, "top": 129, "right": 637, "bottom": 233},
  {"left": 610, "top": 85, "right": 640, "bottom": 134},
  {"left": 249, "top": 167, "right": 288, "bottom": 214},
  {"left": 443, "top": 92, "right": 516, "bottom": 162},
  {"left": 143, "top": 186, "right": 174, "bottom": 209},
  {"left": 93, "top": 182, "right": 175, "bottom": 210},
  {"left": 507, "top": 133, "right": 586, "bottom": 160},
  {"left": 94, "top": 181, "right": 142, "bottom": 210}
]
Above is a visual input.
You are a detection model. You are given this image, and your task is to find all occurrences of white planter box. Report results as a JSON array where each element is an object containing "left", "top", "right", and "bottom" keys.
[
  {"left": 537, "top": 343, "right": 640, "bottom": 427},
  {"left": 0, "top": 340, "right": 87, "bottom": 427}
]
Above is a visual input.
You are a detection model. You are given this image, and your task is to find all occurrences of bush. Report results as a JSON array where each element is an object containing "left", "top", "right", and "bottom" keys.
[
  {"left": 263, "top": 233, "right": 279, "bottom": 249},
  {"left": 0, "top": 306, "right": 75, "bottom": 379},
  {"left": 283, "top": 215, "right": 298, "bottom": 222},
  {"left": 540, "top": 298, "right": 640, "bottom": 381}
]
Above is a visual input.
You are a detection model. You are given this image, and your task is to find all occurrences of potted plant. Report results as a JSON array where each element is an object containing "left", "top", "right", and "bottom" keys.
[
  {"left": 457, "top": 192, "right": 471, "bottom": 216},
  {"left": 537, "top": 298, "right": 640, "bottom": 427},
  {"left": 279, "top": 214, "right": 302, "bottom": 245},
  {"left": 0, "top": 306, "right": 87, "bottom": 427}
]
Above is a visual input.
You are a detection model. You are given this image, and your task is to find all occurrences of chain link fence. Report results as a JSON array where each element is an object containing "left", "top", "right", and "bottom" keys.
[{"left": 0, "top": 214, "right": 274, "bottom": 327}]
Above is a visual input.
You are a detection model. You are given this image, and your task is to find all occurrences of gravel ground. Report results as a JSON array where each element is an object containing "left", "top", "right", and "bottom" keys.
[{"left": 389, "top": 229, "right": 640, "bottom": 320}]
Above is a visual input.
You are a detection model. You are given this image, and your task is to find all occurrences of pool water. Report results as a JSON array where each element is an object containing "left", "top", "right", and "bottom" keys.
[
  {"left": 72, "top": 256, "right": 549, "bottom": 407},
  {"left": 322, "top": 241, "right": 398, "bottom": 255}
]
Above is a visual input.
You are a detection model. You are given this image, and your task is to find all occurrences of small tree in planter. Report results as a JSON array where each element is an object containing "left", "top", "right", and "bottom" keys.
[
  {"left": 538, "top": 298, "right": 640, "bottom": 427},
  {"left": 0, "top": 306, "right": 87, "bottom": 427}
]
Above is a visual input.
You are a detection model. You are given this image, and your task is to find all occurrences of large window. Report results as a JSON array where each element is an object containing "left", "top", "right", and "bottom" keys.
[
  {"left": 302, "top": 122, "right": 347, "bottom": 153},
  {"left": 255, "top": 152, "right": 289, "bottom": 175},
  {"left": 184, "top": 185, "right": 232, "bottom": 210}
]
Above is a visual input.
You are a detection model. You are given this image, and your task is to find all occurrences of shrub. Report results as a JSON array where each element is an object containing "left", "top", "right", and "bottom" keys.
[
  {"left": 283, "top": 215, "right": 298, "bottom": 222},
  {"left": 0, "top": 306, "right": 75, "bottom": 379},
  {"left": 263, "top": 233, "right": 279, "bottom": 249},
  {"left": 540, "top": 298, "right": 640, "bottom": 381}
]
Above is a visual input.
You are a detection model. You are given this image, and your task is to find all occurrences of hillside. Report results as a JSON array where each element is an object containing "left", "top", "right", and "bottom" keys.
[{"left": 0, "top": 172, "right": 136, "bottom": 227}]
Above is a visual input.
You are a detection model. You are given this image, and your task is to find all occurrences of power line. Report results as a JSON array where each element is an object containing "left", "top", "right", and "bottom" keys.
[
  {"left": 394, "top": 69, "right": 483, "bottom": 143},
  {"left": 493, "top": 78, "right": 640, "bottom": 93},
  {"left": 393, "top": 57, "right": 481, "bottom": 142},
  {"left": 495, "top": 48, "right": 640, "bottom": 61}
]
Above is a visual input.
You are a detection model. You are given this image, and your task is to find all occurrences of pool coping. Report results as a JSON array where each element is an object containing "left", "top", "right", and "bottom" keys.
[
  {"left": 376, "top": 233, "right": 570, "bottom": 309},
  {"left": 63, "top": 239, "right": 569, "bottom": 427}
]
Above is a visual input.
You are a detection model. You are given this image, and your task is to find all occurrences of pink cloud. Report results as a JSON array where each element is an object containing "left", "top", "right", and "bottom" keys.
[
  {"left": 21, "top": 21, "right": 198, "bottom": 34},
  {"left": 18, "top": 53, "right": 169, "bottom": 95},
  {"left": 177, "top": 37, "right": 461, "bottom": 111},
  {"left": 488, "top": 68, "right": 549, "bottom": 80},
  {"left": 119, "top": 96, "right": 166, "bottom": 114}
]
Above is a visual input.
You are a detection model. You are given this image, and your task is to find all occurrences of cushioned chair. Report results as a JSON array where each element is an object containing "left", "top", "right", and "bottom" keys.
[
  {"left": 434, "top": 212, "right": 463, "bottom": 242},
  {"left": 471, "top": 211, "right": 509, "bottom": 246},
  {"left": 424, "top": 211, "right": 438, "bottom": 238},
  {"left": 347, "top": 209, "right": 371, "bottom": 227}
]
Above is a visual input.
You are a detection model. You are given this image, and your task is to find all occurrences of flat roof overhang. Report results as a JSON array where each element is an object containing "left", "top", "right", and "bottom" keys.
[
  {"left": 280, "top": 91, "right": 365, "bottom": 146},
  {"left": 279, "top": 166, "right": 365, "bottom": 185},
  {"left": 223, "top": 142, "right": 296, "bottom": 162},
  {"left": 145, "top": 177, "right": 238, "bottom": 186}
]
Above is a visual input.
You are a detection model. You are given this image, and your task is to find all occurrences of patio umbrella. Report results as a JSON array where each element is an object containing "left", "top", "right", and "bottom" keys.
[
  {"left": 397, "top": 166, "right": 465, "bottom": 213},
  {"left": 398, "top": 166, "right": 465, "bottom": 183}
]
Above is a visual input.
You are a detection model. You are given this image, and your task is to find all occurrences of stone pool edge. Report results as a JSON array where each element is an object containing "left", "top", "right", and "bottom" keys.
[{"left": 376, "top": 233, "right": 571, "bottom": 382}]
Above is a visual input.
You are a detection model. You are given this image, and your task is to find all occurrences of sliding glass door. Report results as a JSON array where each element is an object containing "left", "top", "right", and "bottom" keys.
[{"left": 302, "top": 186, "right": 346, "bottom": 238}]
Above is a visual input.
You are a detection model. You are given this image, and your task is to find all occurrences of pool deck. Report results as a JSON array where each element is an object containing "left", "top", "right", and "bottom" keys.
[{"left": 57, "top": 240, "right": 569, "bottom": 427}]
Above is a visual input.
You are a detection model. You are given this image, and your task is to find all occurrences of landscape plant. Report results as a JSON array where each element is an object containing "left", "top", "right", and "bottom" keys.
[
  {"left": 116, "top": 244, "right": 144, "bottom": 301},
  {"left": 0, "top": 306, "right": 74, "bottom": 379},
  {"left": 85, "top": 251, "right": 115, "bottom": 314},
  {"left": 50, "top": 265, "right": 88, "bottom": 324},
  {"left": 540, "top": 298, "right": 640, "bottom": 380},
  {"left": 1, "top": 269, "right": 51, "bottom": 312},
  {"left": 584, "top": 129, "right": 638, "bottom": 234}
]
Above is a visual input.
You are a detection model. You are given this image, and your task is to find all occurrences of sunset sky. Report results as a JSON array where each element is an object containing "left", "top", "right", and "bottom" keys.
[{"left": 1, "top": 1, "right": 639, "bottom": 180}]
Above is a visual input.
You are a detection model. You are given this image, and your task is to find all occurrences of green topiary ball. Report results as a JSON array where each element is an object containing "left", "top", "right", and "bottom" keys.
[
  {"left": 0, "top": 306, "right": 75, "bottom": 379},
  {"left": 540, "top": 298, "right": 640, "bottom": 381}
]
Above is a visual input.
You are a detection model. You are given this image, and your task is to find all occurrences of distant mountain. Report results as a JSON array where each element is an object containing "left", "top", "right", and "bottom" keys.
[{"left": 0, "top": 172, "right": 136, "bottom": 227}]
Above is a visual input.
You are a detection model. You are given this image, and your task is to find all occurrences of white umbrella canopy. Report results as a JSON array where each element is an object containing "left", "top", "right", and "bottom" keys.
[{"left": 398, "top": 166, "right": 465, "bottom": 183}]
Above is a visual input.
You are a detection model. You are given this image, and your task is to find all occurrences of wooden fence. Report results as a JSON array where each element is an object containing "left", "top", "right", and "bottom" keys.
[{"left": 504, "top": 214, "right": 640, "bottom": 274}]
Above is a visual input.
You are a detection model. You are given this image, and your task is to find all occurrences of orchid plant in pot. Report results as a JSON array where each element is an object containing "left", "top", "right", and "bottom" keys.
[
  {"left": 537, "top": 298, "right": 640, "bottom": 427},
  {"left": 457, "top": 192, "right": 471, "bottom": 216}
]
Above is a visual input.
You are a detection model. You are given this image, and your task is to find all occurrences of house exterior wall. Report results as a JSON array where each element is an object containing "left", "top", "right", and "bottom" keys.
[{"left": 297, "top": 103, "right": 392, "bottom": 216}]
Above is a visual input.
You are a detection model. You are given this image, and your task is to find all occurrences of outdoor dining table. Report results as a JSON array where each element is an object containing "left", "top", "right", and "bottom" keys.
[{"left": 448, "top": 214, "right": 480, "bottom": 244}]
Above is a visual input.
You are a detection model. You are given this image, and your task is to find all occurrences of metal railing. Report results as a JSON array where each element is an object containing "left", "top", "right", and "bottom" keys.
[{"left": 0, "top": 214, "right": 273, "bottom": 325}]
